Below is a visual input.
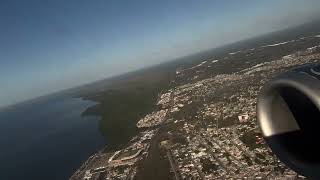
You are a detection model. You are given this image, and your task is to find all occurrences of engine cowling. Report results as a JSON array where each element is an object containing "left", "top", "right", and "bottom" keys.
[{"left": 257, "top": 63, "right": 320, "bottom": 179}]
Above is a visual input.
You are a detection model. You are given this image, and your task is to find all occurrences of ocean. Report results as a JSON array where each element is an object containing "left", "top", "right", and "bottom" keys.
[{"left": 0, "top": 95, "right": 105, "bottom": 180}]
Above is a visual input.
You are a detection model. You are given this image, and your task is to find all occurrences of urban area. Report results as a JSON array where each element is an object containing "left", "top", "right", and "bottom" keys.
[{"left": 71, "top": 35, "right": 320, "bottom": 180}]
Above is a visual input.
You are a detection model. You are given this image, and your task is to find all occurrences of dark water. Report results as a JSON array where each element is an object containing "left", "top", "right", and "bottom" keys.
[{"left": 0, "top": 96, "right": 105, "bottom": 180}]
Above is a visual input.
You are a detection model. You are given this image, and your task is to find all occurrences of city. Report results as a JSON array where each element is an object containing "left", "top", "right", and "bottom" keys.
[{"left": 71, "top": 35, "right": 320, "bottom": 180}]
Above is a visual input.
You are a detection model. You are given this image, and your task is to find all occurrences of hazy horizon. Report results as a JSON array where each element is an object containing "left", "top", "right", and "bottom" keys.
[{"left": 1, "top": 0, "right": 320, "bottom": 108}]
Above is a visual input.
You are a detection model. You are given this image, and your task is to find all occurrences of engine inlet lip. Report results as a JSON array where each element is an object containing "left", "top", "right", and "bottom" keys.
[{"left": 258, "top": 72, "right": 320, "bottom": 137}]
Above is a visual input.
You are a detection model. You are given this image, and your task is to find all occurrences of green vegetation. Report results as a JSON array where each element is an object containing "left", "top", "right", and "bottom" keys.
[
  {"left": 90, "top": 87, "right": 159, "bottom": 150},
  {"left": 81, "top": 65, "right": 175, "bottom": 151}
]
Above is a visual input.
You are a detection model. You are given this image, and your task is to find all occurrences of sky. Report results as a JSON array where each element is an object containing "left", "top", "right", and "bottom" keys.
[{"left": 0, "top": 0, "right": 320, "bottom": 108}]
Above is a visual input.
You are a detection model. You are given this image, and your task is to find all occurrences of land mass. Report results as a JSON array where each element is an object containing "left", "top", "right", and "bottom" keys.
[{"left": 71, "top": 21, "right": 320, "bottom": 180}]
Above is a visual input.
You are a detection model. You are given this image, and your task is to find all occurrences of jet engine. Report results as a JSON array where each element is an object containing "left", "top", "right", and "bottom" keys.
[{"left": 257, "top": 63, "right": 320, "bottom": 179}]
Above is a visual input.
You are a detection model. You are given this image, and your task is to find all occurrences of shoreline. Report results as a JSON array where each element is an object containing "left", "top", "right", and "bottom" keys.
[{"left": 78, "top": 77, "right": 173, "bottom": 151}]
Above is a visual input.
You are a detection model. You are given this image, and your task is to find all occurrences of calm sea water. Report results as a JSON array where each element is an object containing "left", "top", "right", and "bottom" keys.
[{"left": 0, "top": 96, "right": 106, "bottom": 180}]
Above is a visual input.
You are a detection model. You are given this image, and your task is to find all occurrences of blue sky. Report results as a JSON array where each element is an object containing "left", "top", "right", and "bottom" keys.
[{"left": 0, "top": 0, "right": 320, "bottom": 107}]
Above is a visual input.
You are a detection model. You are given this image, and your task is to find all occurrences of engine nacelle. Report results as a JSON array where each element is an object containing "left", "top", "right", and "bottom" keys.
[{"left": 257, "top": 63, "right": 320, "bottom": 179}]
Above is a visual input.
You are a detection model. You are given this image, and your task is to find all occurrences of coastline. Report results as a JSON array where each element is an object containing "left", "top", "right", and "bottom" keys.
[{"left": 78, "top": 72, "right": 174, "bottom": 151}]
